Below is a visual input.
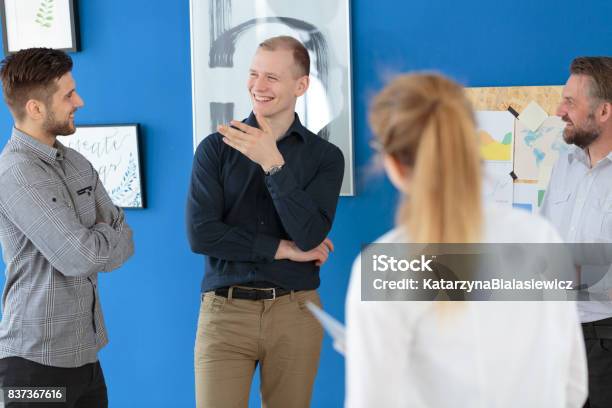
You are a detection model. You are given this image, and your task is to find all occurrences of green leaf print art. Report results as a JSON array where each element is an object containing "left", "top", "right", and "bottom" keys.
[{"left": 35, "top": 0, "right": 54, "bottom": 29}]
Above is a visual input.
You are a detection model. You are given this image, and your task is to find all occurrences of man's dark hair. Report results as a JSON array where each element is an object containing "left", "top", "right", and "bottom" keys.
[
  {"left": 0, "top": 48, "right": 73, "bottom": 120},
  {"left": 570, "top": 56, "right": 612, "bottom": 105},
  {"left": 258, "top": 36, "right": 310, "bottom": 77}
]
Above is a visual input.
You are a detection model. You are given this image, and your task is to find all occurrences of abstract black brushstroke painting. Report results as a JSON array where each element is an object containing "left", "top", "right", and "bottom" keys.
[{"left": 191, "top": 0, "right": 354, "bottom": 195}]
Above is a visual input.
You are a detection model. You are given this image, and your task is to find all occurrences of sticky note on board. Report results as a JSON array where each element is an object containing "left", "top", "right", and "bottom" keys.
[{"left": 518, "top": 101, "right": 549, "bottom": 132}]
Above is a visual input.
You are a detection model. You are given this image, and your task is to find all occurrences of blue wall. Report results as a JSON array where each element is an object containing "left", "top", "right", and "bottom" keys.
[{"left": 0, "top": 0, "right": 610, "bottom": 406}]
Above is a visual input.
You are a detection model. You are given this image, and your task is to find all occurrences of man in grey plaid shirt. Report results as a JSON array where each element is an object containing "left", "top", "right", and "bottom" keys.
[{"left": 0, "top": 48, "right": 133, "bottom": 407}]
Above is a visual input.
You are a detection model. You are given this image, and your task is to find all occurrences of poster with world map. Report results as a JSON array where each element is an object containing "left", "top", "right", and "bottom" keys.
[
  {"left": 512, "top": 116, "right": 568, "bottom": 211},
  {"left": 513, "top": 116, "right": 568, "bottom": 183},
  {"left": 467, "top": 85, "right": 568, "bottom": 213}
]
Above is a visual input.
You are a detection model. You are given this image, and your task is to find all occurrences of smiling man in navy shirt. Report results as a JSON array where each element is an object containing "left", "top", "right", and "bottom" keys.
[{"left": 186, "top": 35, "right": 344, "bottom": 408}]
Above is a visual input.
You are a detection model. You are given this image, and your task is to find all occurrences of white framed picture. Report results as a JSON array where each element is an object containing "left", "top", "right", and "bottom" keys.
[
  {"left": 0, "top": 0, "right": 79, "bottom": 54},
  {"left": 58, "top": 124, "right": 145, "bottom": 209},
  {"left": 190, "top": 0, "right": 355, "bottom": 195}
]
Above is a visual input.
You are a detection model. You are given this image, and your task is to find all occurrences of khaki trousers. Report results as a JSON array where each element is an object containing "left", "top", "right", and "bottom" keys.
[{"left": 194, "top": 289, "right": 323, "bottom": 408}]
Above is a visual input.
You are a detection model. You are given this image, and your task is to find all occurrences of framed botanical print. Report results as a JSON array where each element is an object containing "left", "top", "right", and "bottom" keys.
[
  {"left": 58, "top": 124, "right": 145, "bottom": 209},
  {"left": 0, "top": 0, "right": 80, "bottom": 54}
]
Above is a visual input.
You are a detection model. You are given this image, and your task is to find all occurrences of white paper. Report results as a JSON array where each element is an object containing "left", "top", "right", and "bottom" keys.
[
  {"left": 305, "top": 301, "right": 345, "bottom": 355},
  {"left": 512, "top": 183, "right": 538, "bottom": 213},
  {"left": 476, "top": 111, "right": 515, "bottom": 162},
  {"left": 518, "top": 101, "right": 548, "bottom": 132},
  {"left": 482, "top": 161, "right": 514, "bottom": 207}
]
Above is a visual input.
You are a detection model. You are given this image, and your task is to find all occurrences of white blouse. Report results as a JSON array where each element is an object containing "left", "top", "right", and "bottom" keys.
[{"left": 345, "top": 206, "right": 587, "bottom": 408}]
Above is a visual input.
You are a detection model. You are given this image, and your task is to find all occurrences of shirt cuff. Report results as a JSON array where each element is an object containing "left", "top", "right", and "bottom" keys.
[
  {"left": 111, "top": 207, "right": 125, "bottom": 231},
  {"left": 264, "top": 165, "right": 297, "bottom": 199},
  {"left": 252, "top": 233, "right": 280, "bottom": 263},
  {"left": 92, "top": 222, "right": 121, "bottom": 247}
]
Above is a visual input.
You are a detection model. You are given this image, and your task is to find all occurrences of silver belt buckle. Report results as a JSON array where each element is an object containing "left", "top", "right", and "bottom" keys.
[{"left": 263, "top": 287, "right": 276, "bottom": 301}]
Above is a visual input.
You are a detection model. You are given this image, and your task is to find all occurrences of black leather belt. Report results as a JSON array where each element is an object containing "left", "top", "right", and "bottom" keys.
[
  {"left": 582, "top": 318, "right": 612, "bottom": 339},
  {"left": 214, "top": 286, "right": 292, "bottom": 301}
]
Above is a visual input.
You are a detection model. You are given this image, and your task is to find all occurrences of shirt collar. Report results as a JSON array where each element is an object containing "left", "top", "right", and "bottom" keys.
[
  {"left": 567, "top": 144, "right": 612, "bottom": 167},
  {"left": 567, "top": 145, "right": 586, "bottom": 165},
  {"left": 244, "top": 112, "right": 311, "bottom": 143},
  {"left": 11, "top": 127, "right": 65, "bottom": 164}
]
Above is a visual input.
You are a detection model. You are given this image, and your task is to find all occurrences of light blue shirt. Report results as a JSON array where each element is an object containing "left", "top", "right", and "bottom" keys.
[{"left": 541, "top": 145, "right": 612, "bottom": 322}]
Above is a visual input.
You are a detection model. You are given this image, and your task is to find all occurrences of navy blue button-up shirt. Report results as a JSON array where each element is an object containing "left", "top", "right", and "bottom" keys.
[{"left": 186, "top": 113, "right": 344, "bottom": 291}]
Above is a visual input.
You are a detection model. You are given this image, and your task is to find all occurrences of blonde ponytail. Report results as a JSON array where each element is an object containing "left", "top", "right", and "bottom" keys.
[{"left": 370, "top": 74, "right": 482, "bottom": 243}]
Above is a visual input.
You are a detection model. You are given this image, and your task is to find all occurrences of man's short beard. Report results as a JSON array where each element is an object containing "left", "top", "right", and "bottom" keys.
[
  {"left": 43, "top": 109, "right": 75, "bottom": 137},
  {"left": 562, "top": 113, "right": 600, "bottom": 149}
]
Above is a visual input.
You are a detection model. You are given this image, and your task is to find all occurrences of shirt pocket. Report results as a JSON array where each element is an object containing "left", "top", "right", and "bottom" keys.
[
  {"left": 549, "top": 190, "right": 571, "bottom": 222},
  {"left": 552, "top": 190, "right": 571, "bottom": 204},
  {"left": 72, "top": 187, "right": 96, "bottom": 227}
]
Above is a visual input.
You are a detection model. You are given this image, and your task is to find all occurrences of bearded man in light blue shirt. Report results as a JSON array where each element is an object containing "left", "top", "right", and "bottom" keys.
[{"left": 541, "top": 56, "right": 612, "bottom": 408}]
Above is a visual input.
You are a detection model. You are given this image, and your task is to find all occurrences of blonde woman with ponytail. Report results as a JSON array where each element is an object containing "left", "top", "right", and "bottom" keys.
[{"left": 345, "top": 73, "right": 587, "bottom": 407}]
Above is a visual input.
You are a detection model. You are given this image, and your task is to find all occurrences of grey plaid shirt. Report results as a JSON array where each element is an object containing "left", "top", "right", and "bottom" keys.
[{"left": 0, "top": 128, "right": 134, "bottom": 368}]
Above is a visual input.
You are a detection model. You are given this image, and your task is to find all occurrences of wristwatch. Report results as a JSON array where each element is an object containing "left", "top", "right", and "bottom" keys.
[{"left": 265, "top": 164, "right": 284, "bottom": 176}]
